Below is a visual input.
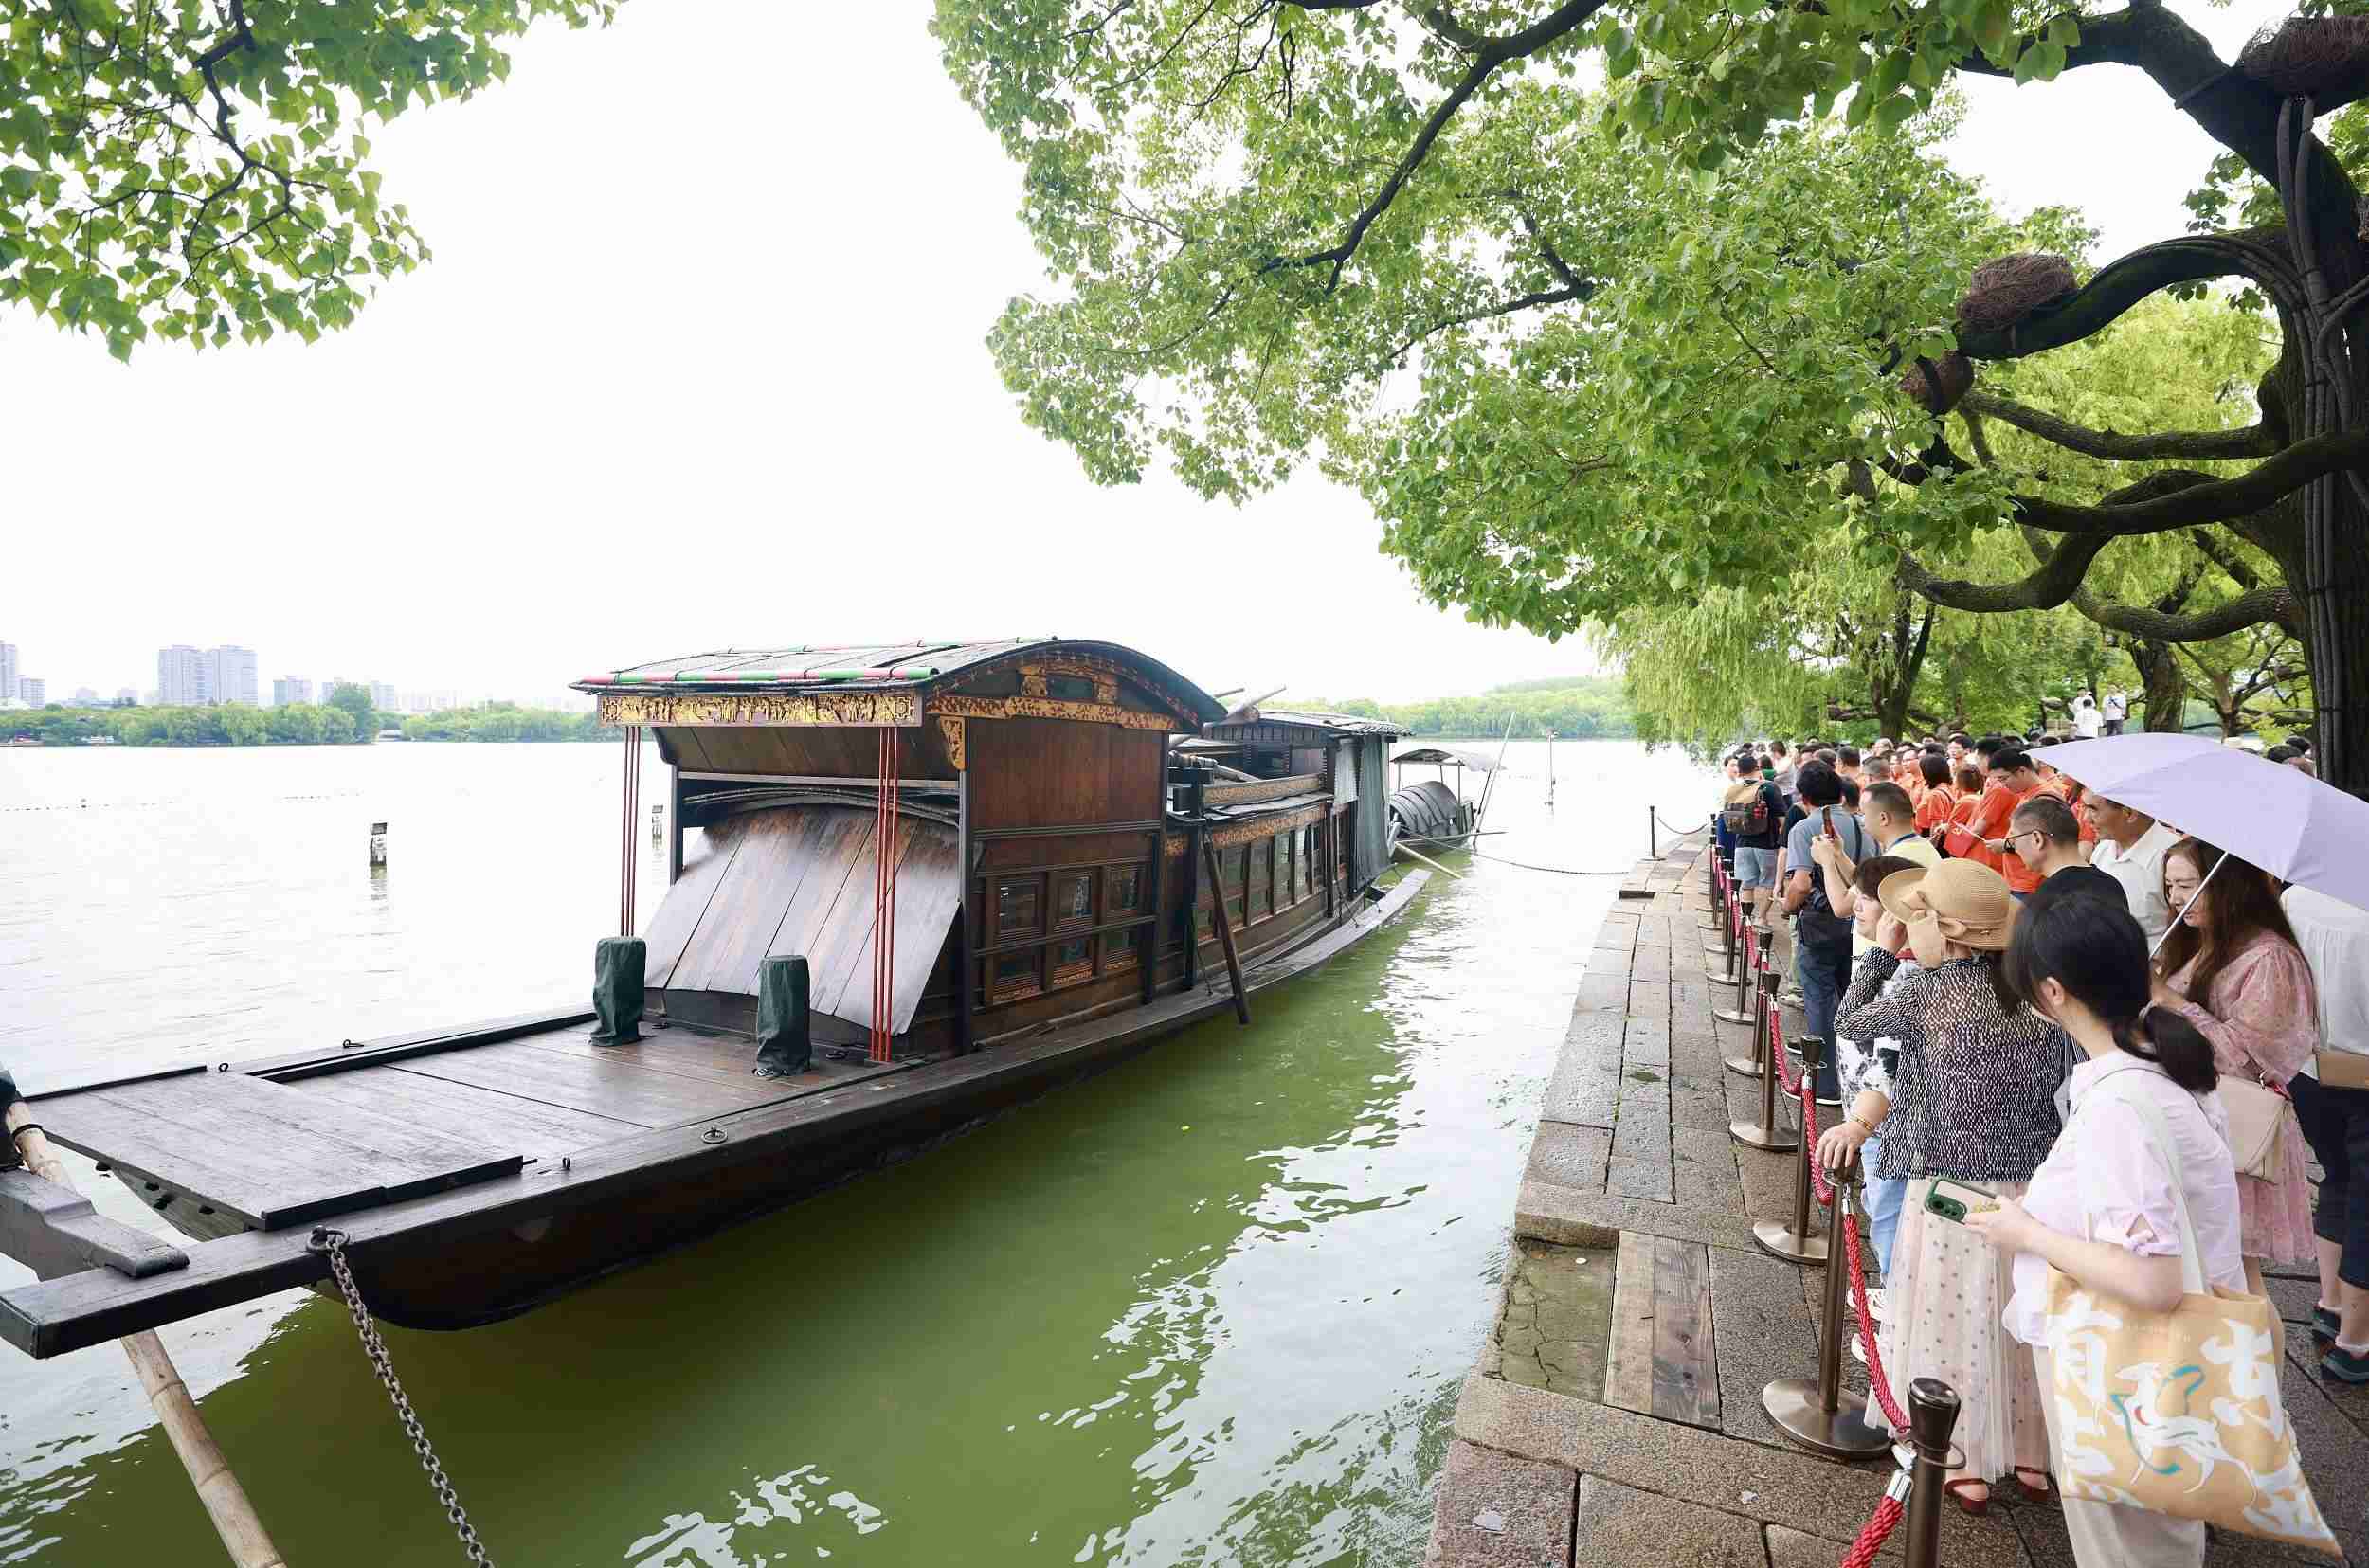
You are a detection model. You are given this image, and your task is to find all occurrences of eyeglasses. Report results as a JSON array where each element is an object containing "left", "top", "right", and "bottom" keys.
[{"left": 2001, "top": 829, "right": 2046, "bottom": 848}]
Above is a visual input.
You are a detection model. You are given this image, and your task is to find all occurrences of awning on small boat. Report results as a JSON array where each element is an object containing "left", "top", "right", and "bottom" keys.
[
  {"left": 642, "top": 804, "right": 961, "bottom": 1036},
  {"left": 1392, "top": 747, "right": 1502, "bottom": 773}
]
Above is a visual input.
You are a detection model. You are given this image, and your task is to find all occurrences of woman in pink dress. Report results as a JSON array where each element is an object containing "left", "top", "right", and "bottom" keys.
[{"left": 2152, "top": 838, "right": 2319, "bottom": 1289}]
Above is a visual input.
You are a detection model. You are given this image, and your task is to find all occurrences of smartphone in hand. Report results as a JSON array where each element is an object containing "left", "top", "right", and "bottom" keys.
[{"left": 1923, "top": 1179, "right": 1998, "bottom": 1225}]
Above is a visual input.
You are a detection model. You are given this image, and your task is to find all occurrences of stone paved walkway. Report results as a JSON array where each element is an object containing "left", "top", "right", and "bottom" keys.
[{"left": 1427, "top": 837, "right": 2369, "bottom": 1568}]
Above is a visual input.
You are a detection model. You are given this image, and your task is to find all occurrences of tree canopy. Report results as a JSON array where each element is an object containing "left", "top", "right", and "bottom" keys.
[
  {"left": 1, "top": 0, "right": 616, "bottom": 357},
  {"left": 935, "top": 0, "right": 2369, "bottom": 784}
]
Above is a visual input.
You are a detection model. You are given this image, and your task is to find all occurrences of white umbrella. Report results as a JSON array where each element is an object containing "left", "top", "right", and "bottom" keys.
[{"left": 2044, "top": 733, "right": 2369, "bottom": 915}]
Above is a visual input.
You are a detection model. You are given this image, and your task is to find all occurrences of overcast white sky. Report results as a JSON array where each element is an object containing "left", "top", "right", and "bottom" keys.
[{"left": 0, "top": 0, "right": 2284, "bottom": 706}]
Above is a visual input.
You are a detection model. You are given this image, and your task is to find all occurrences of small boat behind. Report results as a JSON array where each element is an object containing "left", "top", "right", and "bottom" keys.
[{"left": 1386, "top": 746, "right": 1505, "bottom": 852}]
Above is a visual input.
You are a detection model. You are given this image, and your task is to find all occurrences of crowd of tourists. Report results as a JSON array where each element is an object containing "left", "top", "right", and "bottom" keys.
[{"left": 1711, "top": 730, "right": 2365, "bottom": 1564}]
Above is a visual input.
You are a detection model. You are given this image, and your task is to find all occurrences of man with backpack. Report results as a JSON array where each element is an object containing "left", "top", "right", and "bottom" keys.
[
  {"left": 1724, "top": 749, "right": 1785, "bottom": 931},
  {"left": 1781, "top": 761, "right": 1870, "bottom": 1100}
]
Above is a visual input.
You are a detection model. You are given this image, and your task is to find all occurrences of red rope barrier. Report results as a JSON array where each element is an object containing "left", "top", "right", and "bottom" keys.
[
  {"left": 1843, "top": 1206, "right": 1909, "bottom": 1431},
  {"left": 1838, "top": 1494, "right": 1903, "bottom": 1568}
]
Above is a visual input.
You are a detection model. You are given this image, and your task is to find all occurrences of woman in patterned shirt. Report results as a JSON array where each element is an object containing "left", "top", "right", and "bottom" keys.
[{"left": 1817, "top": 859, "right": 2071, "bottom": 1512}]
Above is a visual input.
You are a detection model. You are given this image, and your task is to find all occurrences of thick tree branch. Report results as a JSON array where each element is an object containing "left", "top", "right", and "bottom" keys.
[
  {"left": 1260, "top": 0, "right": 1600, "bottom": 290},
  {"left": 1959, "top": 390, "right": 2280, "bottom": 462},
  {"left": 1956, "top": 230, "right": 2290, "bottom": 361},
  {"left": 1895, "top": 531, "right": 2115, "bottom": 614},
  {"left": 2014, "top": 429, "right": 2369, "bottom": 535},
  {"left": 2074, "top": 585, "right": 2295, "bottom": 642},
  {"left": 2183, "top": 527, "right": 2261, "bottom": 591}
]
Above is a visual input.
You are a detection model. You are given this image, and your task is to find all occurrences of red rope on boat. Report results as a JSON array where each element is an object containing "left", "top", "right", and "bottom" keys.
[{"left": 1837, "top": 1494, "right": 1903, "bottom": 1568}]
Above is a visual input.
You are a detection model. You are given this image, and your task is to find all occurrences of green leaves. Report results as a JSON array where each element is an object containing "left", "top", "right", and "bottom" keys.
[{"left": 0, "top": 0, "right": 622, "bottom": 356}]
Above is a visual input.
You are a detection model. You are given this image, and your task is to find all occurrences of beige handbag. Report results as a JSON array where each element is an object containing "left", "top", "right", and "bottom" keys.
[
  {"left": 2039, "top": 1073, "right": 2338, "bottom": 1556},
  {"left": 2216, "top": 1072, "right": 2297, "bottom": 1182}
]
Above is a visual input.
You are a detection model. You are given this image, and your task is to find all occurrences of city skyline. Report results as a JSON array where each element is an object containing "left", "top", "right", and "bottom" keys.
[{"left": 3, "top": 635, "right": 585, "bottom": 712}]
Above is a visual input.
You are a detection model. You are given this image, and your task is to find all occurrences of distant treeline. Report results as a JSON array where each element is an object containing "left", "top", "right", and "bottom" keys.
[
  {"left": 1311, "top": 676, "right": 1637, "bottom": 738},
  {"left": 6, "top": 699, "right": 602, "bottom": 747},
  {"left": 399, "top": 706, "right": 605, "bottom": 742}
]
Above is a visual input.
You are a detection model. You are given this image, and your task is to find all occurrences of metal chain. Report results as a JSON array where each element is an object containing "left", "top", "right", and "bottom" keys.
[{"left": 311, "top": 1229, "right": 496, "bottom": 1566}]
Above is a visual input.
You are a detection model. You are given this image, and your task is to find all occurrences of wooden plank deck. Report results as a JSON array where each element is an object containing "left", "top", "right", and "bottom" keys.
[
  {"left": 0, "top": 871, "right": 1434, "bottom": 1357},
  {"left": 33, "top": 1073, "right": 523, "bottom": 1229},
  {"left": 1603, "top": 1232, "right": 1720, "bottom": 1430}
]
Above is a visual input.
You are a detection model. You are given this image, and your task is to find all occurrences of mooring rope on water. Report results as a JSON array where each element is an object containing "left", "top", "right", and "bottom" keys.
[{"left": 310, "top": 1229, "right": 495, "bottom": 1567}]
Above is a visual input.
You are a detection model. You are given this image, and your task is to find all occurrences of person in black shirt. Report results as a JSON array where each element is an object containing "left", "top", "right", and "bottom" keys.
[{"left": 2005, "top": 794, "right": 2125, "bottom": 915}]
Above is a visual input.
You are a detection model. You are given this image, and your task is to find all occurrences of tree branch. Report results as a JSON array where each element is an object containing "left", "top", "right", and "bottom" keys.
[
  {"left": 1259, "top": 0, "right": 1601, "bottom": 290},
  {"left": 2073, "top": 585, "right": 2295, "bottom": 643},
  {"left": 1959, "top": 390, "right": 2280, "bottom": 462},
  {"left": 2013, "top": 429, "right": 2369, "bottom": 535},
  {"left": 1955, "top": 230, "right": 2291, "bottom": 361},
  {"left": 1381, "top": 279, "right": 1593, "bottom": 365}
]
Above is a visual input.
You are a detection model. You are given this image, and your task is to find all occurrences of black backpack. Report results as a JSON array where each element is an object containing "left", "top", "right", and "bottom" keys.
[{"left": 1724, "top": 785, "right": 1772, "bottom": 839}]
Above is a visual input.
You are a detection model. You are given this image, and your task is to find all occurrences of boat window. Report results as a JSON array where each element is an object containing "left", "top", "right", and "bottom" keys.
[
  {"left": 1053, "top": 872, "right": 1094, "bottom": 929},
  {"left": 1104, "top": 925, "right": 1140, "bottom": 969},
  {"left": 990, "top": 948, "right": 1040, "bottom": 1000},
  {"left": 1046, "top": 674, "right": 1097, "bottom": 703},
  {"left": 1107, "top": 864, "right": 1142, "bottom": 913},
  {"left": 1301, "top": 826, "right": 1316, "bottom": 895},
  {"left": 996, "top": 876, "right": 1041, "bottom": 939},
  {"left": 1248, "top": 838, "right": 1271, "bottom": 920},
  {"left": 1051, "top": 936, "right": 1093, "bottom": 985},
  {"left": 1275, "top": 833, "right": 1293, "bottom": 907}
]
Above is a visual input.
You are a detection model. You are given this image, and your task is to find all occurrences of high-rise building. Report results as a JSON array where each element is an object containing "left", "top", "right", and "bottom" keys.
[
  {"left": 116, "top": 687, "right": 138, "bottom": 707},
  {"left": 369, "top": 681, "right": 397, "bottom": 712},
  {"left": 273, "top": 676, "right": 315, "bottom": 707},
  {"left": 17, "top": 677, "right": 44, "bottom": 707},
  {"left": 71, "top": 687, "right": 99, "bottom": 706},
  {"left": 207, "top": 646, "right": 259, "bottom": 706},
  {"left": 157, "top": 645, "right": 208, "bottom": 705},
  {"left": 0, "top": 642, "right": 16, "bottom": 702}
]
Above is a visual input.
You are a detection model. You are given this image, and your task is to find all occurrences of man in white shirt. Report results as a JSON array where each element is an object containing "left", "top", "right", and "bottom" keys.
[
  {"left": 2101, "top": 689, "right": 2128, "bottom": 735},
  {"left": 2082, "top": 794, "right": 2179, "bottom": 946},
  {"left": 2070, "top": 691, "right": 2103, "bottom": 740},
  {"left": 2282, "top": 885, "right": 2369, "bottom": 1379}
]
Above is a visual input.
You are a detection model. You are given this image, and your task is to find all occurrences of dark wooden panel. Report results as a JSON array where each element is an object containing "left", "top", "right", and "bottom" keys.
[
  {"left": 966, "top": 720, "right": 1163, "bottom": 830},
  {"left": 294, "top": 1066, "right": 641, "bottom": 1155},
  {"left": 643, "top": 817, "right": 747, "bottom": 988},
  {"left": 35, "top": 1073, "right": 523, "bottom": 1229},
  {"left": 394, "top": 1040, "right": 787, "bottom": 1128},
  {"left": 678, "top": 809, "right": 833, "bottom": 994},
  {"left": 1651, "top": 1236, "right": 1719, "bottom": 1428}
]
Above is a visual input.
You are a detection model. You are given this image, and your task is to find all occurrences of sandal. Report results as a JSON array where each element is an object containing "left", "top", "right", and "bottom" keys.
[
  {"left": 2014, "top": 1467, "right": 2054, "bottom": 1502},
  {"left": 1944, "top": 1478, "right": 1990, "bottom": 1516}
]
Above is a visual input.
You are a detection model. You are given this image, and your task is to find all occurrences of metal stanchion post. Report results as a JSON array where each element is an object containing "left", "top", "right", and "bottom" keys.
[
  {"left": 1731, "top": 969, "right": 1798, "bottom": 1151},
  {"left": 1901, "top": 1379, "right": 1963, "bottom": 1568},
  {"left": 1721, "top": 931, "right": 1762, "bottom": 1076},
  {"left": 1763, "top": 1161, "right": 1887, "bottom": 1455},
  {"left": 1648, "top": 803, "right": 1657, "bottom": 862},
  {"left": 1712, "top": 923, "right": 1755, "bottom": 1025},
  {"left": 1752, "top": 1034, "right": 1829, "bottom": 1265},
  {"left": 1704, "top": 859, "right": 1735, "bottom": 951}
]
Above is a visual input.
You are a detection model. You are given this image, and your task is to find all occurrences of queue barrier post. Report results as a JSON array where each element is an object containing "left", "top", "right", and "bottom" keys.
[
  {"left": 1751, "top": 1032, "right": 1829, "bottom": 1265},
  {"left": 1699, "top": 821, "right": 1725, "bottom": 931},
  {"left": 1763, "top": 1159, "right": 1887, "bottom": 1456},
  {"left": 1729, "top": 967, "right": 1797, "bottom": 1152},
  {"left": 1712, "top": 921, "right": 1756, "bottom": 1026},
  {"left": 1901, "top": 1379, "right": 1964, "bottom": 1568},
  {"left": 1720, "top": 931, "right": 1762, "bottom": 1077}
]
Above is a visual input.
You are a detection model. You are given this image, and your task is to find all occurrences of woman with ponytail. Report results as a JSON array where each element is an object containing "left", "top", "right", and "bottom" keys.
[
  {"left": 1967, "top": 894, "right": 2244, "bottom": 1568},
  {"left": 2153, "top": 838, "right": 2319, "bottom": 1289}
]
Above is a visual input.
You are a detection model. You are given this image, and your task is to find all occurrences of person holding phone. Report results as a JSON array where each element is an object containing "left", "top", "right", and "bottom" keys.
[
  {"left": 1964, "top": 893, "right": 2243, "bottom": 1567},
  {"left": 1817, "top": 860, "right": 2070, "bottom": 1512}
]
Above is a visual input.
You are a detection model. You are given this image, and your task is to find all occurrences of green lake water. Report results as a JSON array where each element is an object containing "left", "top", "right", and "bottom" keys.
[{"left": 0, "top": 741, "right": 1710, "bottom": 1565}]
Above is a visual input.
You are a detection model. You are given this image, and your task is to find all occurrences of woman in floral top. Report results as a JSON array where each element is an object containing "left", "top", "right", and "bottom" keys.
[
  {"left": 1818, "top": 859, "right": 2071, "bottom": 1511},
  {"left": 2153, "top": 838, "right": 2319, "bottom": 1289}
]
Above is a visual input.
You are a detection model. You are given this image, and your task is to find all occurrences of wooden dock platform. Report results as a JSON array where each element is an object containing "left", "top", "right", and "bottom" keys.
[{"left": 1426, "top": 837, "right": 2369, "bottom": 1567}]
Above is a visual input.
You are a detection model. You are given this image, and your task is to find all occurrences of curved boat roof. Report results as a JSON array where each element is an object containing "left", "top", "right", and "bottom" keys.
[
  {"left": 1393, "top": 746, "right": 1503, "bottom": 773},
  {"left": 571, "top": 639, "right": 1224, "bottom": 726}
]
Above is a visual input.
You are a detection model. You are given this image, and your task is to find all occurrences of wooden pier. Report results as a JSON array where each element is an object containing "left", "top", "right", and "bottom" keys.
[{"left": 1426, "top": 835, "right": 2369, "bottom": 1567}]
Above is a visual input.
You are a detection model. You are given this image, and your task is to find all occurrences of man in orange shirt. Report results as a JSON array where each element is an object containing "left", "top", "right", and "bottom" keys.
[{"left": 1971, "top": 747, "right": 2045, "bottom": 894}]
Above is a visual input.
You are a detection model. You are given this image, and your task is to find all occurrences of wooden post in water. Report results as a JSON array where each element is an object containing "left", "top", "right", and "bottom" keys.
[{"left": 3, "top": 1101, "right": 287, "bottom": 1568}]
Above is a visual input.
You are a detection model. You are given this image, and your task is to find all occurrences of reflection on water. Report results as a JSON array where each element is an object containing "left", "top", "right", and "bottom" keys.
[{"left": 0, "top": 740, "right": 1708, "bottom": 1566}]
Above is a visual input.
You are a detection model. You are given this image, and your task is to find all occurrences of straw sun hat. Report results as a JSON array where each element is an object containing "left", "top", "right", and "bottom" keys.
[{"left": 1875, "top": 860, "right": 2017, "bottom": 951}]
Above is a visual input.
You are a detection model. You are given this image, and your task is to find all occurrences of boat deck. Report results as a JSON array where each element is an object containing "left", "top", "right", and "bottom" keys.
[{"left": 1, "top": 872, "right": 1434, "bottom": 1358}]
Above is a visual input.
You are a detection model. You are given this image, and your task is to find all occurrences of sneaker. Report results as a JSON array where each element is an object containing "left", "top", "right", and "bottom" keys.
[
  {"left": 2325, "top": 1342, "right": 2369, "bottom": 1384},
  {"left": 1781, "top": 989, "right": 1805, "bottom": 1011},
  {"left": 2312, "top": 1305, "right": 2341, "bottom": 1343},
  {"left": 1869, "top": 1288, "right": 1892, "bottom": 1325}
]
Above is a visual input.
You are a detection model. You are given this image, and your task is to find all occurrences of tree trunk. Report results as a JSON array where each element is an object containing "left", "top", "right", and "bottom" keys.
[{"left": 2134, "top": 640, "right": 2187, "bottom": 734}]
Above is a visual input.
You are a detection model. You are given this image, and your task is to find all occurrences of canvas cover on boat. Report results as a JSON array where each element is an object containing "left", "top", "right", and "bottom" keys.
[
  {"left": 1388, "top": 780, "right": 1464, "bottom": 842},
  {"left": 640, "top": 805, "right": 961, "bottom": 1036},
  {"left": 1351, "top": 735, "right": 1390, "bottom": 887}
]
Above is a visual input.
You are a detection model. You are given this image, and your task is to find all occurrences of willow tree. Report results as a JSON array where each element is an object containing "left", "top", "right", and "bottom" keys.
[
  {"left": 937, "top": 0, "right": 2369, "bottom": 792},
  {"left": 0, "top": 0, "right": 618, "bottom": 357}
]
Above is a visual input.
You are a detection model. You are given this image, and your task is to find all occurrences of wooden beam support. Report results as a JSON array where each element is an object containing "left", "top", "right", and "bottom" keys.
[{"left": 1201, "top": 836, "right": 1252, "bottom": 1027}]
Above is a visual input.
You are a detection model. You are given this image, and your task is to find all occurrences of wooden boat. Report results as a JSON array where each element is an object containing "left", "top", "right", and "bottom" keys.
[
  {"left": 0, "top": 640, "right": 1427, "bottom": 1358},
  {"left": 1385, "top": 745, "right": 1507, "bottom": 852}
]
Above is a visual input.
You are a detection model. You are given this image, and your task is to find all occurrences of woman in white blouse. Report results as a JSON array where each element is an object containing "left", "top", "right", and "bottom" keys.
[{"left": 1965, "top": 892, "right": 2244, "bottom": 1567}]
